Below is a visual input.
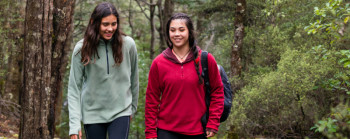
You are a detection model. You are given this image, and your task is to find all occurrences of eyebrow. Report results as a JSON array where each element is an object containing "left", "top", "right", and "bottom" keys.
[
  {"left": 101, "top": 21, "right": 117, "bottom": 24},
  {"left": 170, "top": 27, "right": 185, "bottom": 29}
]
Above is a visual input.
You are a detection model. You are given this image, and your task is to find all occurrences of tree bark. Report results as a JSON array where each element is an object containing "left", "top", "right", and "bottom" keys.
[
  {"left": 49, "top": 0, "right": 75, "bottom": 137},
  {"left": 150, "top": 0, "right": 156, "bottom": 59},
  {"left": 157, "top": 0, "right": 173, "bottom": 52},
  {"left": 20, "top": 1, "right": 53, "bottom": 138},
  {"left": 228, "top": 1, "right": 246, "bottom": 138},
  {"left": 231, "top": 0, "right": 246, "bottom": 78},
  {"left": 134, "top": 0, "right": 157, "bottom": 59},
  {"left": 129, "top": 0, "right": 134, "bottom": 37},
  {"left": 20, "top": 0, "right": 74, "bottom": 138}
]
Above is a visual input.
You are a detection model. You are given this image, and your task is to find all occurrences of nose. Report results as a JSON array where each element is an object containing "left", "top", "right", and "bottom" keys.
[
  {"left": 107, "top": 25, "right": 113, "bottom": 31},
  {"left": 175, "top": 30, "right": 180, "bottom": 36}
]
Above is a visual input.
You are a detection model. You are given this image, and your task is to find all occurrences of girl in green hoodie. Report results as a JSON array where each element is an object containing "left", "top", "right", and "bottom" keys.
[{"left": 68, "top": 2, "right": 139, "bottom": 139}]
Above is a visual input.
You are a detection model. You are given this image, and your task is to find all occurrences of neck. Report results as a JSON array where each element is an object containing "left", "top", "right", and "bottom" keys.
[
  {"left": 172, "top": 45, "right": 191, "bottom": 63},
  {"left": 173, "top": 45, "right": 190, "bottom": 56}
]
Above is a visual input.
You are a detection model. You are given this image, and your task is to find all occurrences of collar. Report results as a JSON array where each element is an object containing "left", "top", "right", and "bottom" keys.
[{"left": 162, "top": 47, "right": 202, "bottom": 64}]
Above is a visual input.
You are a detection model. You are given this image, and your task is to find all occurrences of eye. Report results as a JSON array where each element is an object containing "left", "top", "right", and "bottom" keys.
[
  {"left": 102, "top": 23, "right": 109, "bottom": 26},
  {"left": 111, "top": 22, "right": 117, "bottom": 26}
]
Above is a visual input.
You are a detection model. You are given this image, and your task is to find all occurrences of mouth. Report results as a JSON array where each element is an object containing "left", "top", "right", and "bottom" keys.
[
  {"left": 104, "top": 33, "right": 113, "bottom": 37},
  {"left": 173, "top": 38, "right": 182, "bottom": 42}
]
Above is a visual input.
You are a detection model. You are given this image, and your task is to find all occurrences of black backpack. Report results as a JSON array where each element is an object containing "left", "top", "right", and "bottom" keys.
[{"left": 200, "top": 51, "right": 233, "bottom": 131}]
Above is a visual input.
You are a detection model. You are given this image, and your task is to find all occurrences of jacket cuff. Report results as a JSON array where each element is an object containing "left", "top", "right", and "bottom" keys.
[
  {"left": 206, "top": 128, "right": 218, "bottom": 133},
  {"left": 206, "top": 124, "right": 219, "bottom": 132},
  {"left": 146, "top": 135, "right": 157, "bottom": 139},
  {"left": 69, "top": 127, "right": 81, "bottom": 136},
  {"left": 145, "top": 131, "right": 157, "bottom": 139}
]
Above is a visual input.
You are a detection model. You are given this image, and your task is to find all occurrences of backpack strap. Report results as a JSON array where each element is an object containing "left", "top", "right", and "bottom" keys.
[
  {"left": 201, "top": 51, "right": 211, "bottom": 104},
  {"left": 201, "top": 51, "right": 211, "bottom": 132}
]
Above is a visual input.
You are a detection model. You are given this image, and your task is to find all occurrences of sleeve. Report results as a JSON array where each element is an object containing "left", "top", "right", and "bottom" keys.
[
  {"left": 68, "top": 43, "right": 84, "bottom": 135},
  {"left": 145, "top": 59, "right": 162, "bottom": 138},
  {"left": 129, "top": 39, "right": 139, "bottom": 115},
  {"left": 206, "top": 53, "right": 224, "bottom": 131}
]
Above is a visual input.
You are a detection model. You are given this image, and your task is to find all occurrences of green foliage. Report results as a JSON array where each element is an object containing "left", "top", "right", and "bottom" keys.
[
  {"left": 129, "top": 41, "right": 152, "bottom": 138},
  {"left": 311, "top": 103, "right": 350, "bottom": 138},
  {"left": 303, "top": 1, "right": 350, "bottom": 138},
  {"left": 231, "top": 49, "right": 338, "bottom": 137},
  {"left": 305, "top": 0, "right": 350, "bottom": 37}
]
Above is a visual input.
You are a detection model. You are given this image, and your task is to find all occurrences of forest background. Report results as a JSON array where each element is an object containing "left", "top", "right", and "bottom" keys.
[{"left": 0, "top": 0, "right": 349, "bottom": 138}]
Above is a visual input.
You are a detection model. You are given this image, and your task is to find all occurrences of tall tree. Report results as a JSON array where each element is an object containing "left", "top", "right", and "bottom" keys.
[
  {"left": 157, "top": 0, "right": 174, "bottom": 51},
  {"left": 19, "top": 0, "right": 75, "bottom": 138},
  {"left": 231, "top": 0, "right": 246, "bottom": 79},
  {"left": 135, "top": 0, "right": 157, "bottom": 59},
  {"left": 149, "top": 0, "right": 156, "bottom": 59}
]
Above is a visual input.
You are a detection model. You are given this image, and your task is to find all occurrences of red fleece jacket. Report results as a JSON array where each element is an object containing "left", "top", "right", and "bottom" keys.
[{"left": 145, "top": 48, "right": 224, "bottom": 138}]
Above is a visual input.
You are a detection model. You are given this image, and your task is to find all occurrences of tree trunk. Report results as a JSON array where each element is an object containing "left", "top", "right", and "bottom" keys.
[
  {"left": 231, "top": 0, "right": 246, "bottom": 78},
  {"left": 19, "top": 0, "right": 74, "bottom": 138},
  {"left": 150, "top": 0, "right": 156, "bottom": 59},
  {"left": 20, "top": 1, "right": 53, "bottom": 138},
  {"left": 157, "top": 0, "right": 173, "bottom": 52},
  {"left": 49, "top": 0, "right": 75, "bottom": 137},
  {"left": 156, "top": 0, "right": 164, "bottom": 52},
  {"left": 128, "top": 0, "right": 134, "bottom": 37},
  {"left": 228, "top": 1, "right": 245, "bottom": 137},
  {"left": 196, "top": 17, "right": 204, "bottom": 47}
]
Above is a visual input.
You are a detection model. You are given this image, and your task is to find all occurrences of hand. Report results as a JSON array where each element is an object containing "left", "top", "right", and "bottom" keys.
[
  {"left": 206, "top": 131, "right": 216, "bottom": 138},
  {"left": 70, "top": 130, "right": 82, "bottom": 139},
  {"left": 130, "top": 115, "right": 132, "bottom": 121},
  {"left": 148, "top": 138, "right": 157, "bottom": 139}
]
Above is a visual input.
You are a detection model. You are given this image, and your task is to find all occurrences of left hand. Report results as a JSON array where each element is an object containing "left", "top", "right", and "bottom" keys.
[
  {"left": 130, "top": 115, "right": 132, "bottom": 121},
  {"left": 206, "top": 131, "right": 216, "bottom": 138}
]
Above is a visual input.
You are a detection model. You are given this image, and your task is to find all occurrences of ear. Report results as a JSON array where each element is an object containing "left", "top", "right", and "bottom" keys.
[{"left": 90, "top": 19, "right": 93, "bottom": 24}]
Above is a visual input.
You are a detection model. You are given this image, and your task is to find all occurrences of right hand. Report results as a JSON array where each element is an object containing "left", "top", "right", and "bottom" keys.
[
  {"left": 148, "top": 138, "right": 157, "bottom": 139},
  {"left": 70, "top": 130, "right": 82, "bottom": 139}
]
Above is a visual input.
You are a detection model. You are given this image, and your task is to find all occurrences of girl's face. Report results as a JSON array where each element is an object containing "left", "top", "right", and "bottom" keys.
[
  {"left": 169, "top": 19, "right": 189, "bottom": 49},
  {"left": 99, "top": 14, "right": 117, "bottom": 40}
]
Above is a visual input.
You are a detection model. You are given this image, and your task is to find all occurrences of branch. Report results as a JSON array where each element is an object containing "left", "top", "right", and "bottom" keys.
[
  {"left": 135, "top": 0, "right": 150, "bottom": 20},
  {"left": 138, "top": 0, "right": 157, "bottom": 6},
  {"left": 204, "top": 32, "right": 215, "bottom": 51}
]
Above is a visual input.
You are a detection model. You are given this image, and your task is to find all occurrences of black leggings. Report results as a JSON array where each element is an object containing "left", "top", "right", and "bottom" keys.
[
  {"left": 84, "top": 116, "right": 130, "bottom": 139},
  {"left": 157, "top": 128, "right": 206, "bottom": 139}
]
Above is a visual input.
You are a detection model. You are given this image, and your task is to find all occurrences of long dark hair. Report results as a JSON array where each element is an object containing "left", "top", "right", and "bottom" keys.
[
  {"left": 165, "top": 13, "right": 203, "bottom": 84},
  {"left": 81, "top": 2, "right": 125, "bottom": 65}
]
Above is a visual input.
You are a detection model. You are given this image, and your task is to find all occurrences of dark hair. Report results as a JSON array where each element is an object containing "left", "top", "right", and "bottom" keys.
[
  {"left": 165, "top": 13, "right": 202, "bottom": 84},
  {"left": 81, "top": 2, "right": 125, "bottom": 65}
]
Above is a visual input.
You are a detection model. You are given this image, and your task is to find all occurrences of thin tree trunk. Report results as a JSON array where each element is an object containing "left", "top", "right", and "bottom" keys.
[
  {"left": 157, "top": 0, "right": 173, "bottom": 52},
  {"left": 150, "top": 0, "right": 155, "bottom": 59},
  {"left": 231, "top": 0, "right": 246, "bottom": 78},
  {"left": 129, "top": 0, "right": 134, "bottom": 37},
  {"left": 156, "top": 0, "right": 164, "bottom": 52},
  {"left": 196, "top": 17, "right": 204, "bottom": 47},
  {"left": 49, "top": 0, "right": 75, "bottom": 137},
  {"left": 20, "top": 0, "right": 74, "bottom": 138},
  {"left": 228, "top": 1, "right": 246, "bottom": 138}
]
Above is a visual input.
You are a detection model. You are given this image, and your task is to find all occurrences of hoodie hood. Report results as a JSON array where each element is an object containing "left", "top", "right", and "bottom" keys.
[{"left": 162, "top": 47, "right": 202, "bottom": 64}]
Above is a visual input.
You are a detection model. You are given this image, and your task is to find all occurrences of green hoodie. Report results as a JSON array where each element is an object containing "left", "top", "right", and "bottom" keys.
[{"left": 68, "top": 36, "right": 139, "bottom": 135}]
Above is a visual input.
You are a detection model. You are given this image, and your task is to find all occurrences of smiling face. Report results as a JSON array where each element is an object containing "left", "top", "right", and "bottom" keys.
[
  {"left": 169, "top": 19, "right": 190, "bottom": 49},
  {"left": 99, "top": 14, "right": 118, "bottom": 40}
]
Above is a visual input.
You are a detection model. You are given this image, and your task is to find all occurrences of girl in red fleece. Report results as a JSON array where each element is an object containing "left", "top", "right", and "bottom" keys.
[{"left": 145, "top": 13, "right": 224, "bottom": 139}]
